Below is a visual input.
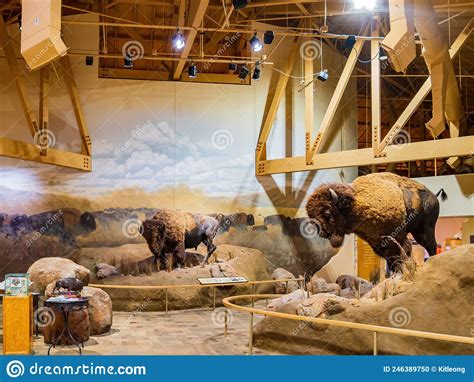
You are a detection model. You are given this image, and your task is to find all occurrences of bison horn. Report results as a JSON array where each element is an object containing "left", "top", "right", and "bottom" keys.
[{"left": 329, "top": 188, "right": 338, "bottom": 204}]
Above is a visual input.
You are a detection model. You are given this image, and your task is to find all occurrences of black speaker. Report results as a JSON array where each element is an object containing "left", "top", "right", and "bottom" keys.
[
  {"left": 232, "top": 0, "right": 248, "bottom": 9},
  {"left": 344, "top": 35, "right": 356, "bottom": 51},
  {"left": 85, "top": 56, "right": 94, "bottom": 66},
  {"left": 264, "top": 31, "right": 274, "bottom": 45}
]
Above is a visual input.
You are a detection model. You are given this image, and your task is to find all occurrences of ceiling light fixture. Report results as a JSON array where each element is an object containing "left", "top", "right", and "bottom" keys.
[
  {"left": 354, "top": 0, "right": 376, "bottom": 10},
  {"left": 250, "top": 33, "right": 263, "bottom": 53},
  {"left": 172, "top": 30, "right": 186, "bottom": 50}
]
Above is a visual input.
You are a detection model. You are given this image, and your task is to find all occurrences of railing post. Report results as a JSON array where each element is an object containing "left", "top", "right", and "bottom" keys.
[
  {"left": 248, "top": 312, "right": 254, "bottom": 355},
  {"left": 251, "top": 284, "right": 255, "bottom": 307},
  {"left": 373, "top": 332, "right": 378, "bottom": 355},
  {"left": 285, "top": 281, "right": 288, "bottom": 294},
  {"left": 224, "top": 308, "right": 228, "bottom": 338},
  {"left": 165, "top": 289, "right": 169, "bottom": 315},
  {"left": 213, "top": 286, "right": 216, "bottom": 310}
]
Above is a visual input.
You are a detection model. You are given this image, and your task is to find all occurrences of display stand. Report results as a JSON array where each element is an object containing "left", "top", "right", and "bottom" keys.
[
  {"left": 2, "top": 294, "right": 33, "bottom": 355},
  {"left": 44, "top": 298, "right": 89, "bottom": 355}
]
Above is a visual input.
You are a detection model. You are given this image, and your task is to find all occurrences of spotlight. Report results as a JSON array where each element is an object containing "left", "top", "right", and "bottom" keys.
[
  {"left": 317, "top": 69, "right": 329, "bottom": 82},
  {"left": 188, "top": 62, "right": 198, "bottom": 78},
  {"left": 250, "top": 33, "right": 263, "bottom": 52},
  {"left": 354, "top": 0, "right": 376, "bottom": 10},
  {"left": 264, "top": 31, "right": 275, "bottom": 45},
  {"left": 228, "top": 63, "right": 237, "bottom": 72},
  {"left": 232, "top": 0, "right": 248, "bottom": 9},
  {"left": 18, "top": 14, "right": 22, "bottom": 31},
  {"left": 124, "top": 53, "right": 133, "bottom": 68},
  {"left": 172, "top": 30, "right": 186, "bottom": 50},
  {"left": 344, "top": 35, "right": 356, "bottom": 51},
  {"left": 85, "top": 56, "right": 94, "bottom": 66},
  {"left": 238, "top": 65, "right": 250, "bottom": 81},
  {"left": 252, "top": 62, "right": 262, "bottom": 81},
  {"left": 379, "top": 46, "right": 388, "bottom": 61}
]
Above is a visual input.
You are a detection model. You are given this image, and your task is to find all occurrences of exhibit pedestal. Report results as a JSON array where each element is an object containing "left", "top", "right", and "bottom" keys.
[{"left": 2, "top": 295, "right": 33, "bottom": 355}]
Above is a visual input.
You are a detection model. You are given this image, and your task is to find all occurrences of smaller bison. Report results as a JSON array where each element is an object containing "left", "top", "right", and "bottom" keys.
[
  {"left": 141, "top": 209, "right": 219, "bottom": 271},
  {"left": 306, "top": 172, "right": 441, "bottom": 274}
]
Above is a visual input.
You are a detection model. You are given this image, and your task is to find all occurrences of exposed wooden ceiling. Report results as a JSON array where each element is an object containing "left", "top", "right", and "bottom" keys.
[{"left": 1, "top": 0, "right": 473, "bottom": 176}]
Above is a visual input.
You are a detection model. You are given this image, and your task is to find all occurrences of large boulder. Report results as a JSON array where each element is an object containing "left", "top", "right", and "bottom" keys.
[
  {"left": 82, "top": 286, "right": 113, "bottom": 335},
  {"left": 254, "top": 245, "right": 474, "bottom": 355},
  {"left": 45, "top": 283, "right": 113, "bottom": 335},
  {"left": 272, "top": 268, "right": 299, "bottom": 294},
  {"left": 267, "top": 289, "right": 309, "bottom": 311},
  {"left": 28, "top": 257, "right": 90, "bottom": 293},
  {"left": 306, "top": 275, "right": 329, "bottom": 294},
  {"left": 296, "top": 293, "right": 349, "bottom": 318},
  {"left": 92, "top": 244, "right": 272, "bottom": 311}
]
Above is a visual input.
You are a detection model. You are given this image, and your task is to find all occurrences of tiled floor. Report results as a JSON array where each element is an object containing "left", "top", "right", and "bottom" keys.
[{"left": 31, "top": 306, "right": 274, "bottom": 355}]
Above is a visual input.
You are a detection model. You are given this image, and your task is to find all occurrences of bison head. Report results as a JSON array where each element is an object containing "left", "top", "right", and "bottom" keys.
[
  {"left": 141, "top": 219, "right": 166, "bottom": 259},
  {"left": 80, "top": 212, "right": 96, "bottom": 233},
  {"left": 306, "top": 183, "right": 355, "bottom": 248}
]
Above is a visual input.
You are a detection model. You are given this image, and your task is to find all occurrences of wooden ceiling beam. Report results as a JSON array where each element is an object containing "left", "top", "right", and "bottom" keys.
[{"left": 173, "top": 0, "right": 209, "bottom": 80}]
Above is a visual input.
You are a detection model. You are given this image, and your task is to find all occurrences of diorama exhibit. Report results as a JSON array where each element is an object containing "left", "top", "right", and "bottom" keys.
[{"left": 0, "top": 0, "right": 473, "bottom": 379}]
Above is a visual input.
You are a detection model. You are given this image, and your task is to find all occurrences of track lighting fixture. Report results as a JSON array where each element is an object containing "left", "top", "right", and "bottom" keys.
[
  {"left": 188, "top": 62, "right": 198, "bottom": 78},
  {"left": 172, "top": 30, "right": 186, "bottom": 50},
  {"left": 18, "top": 14, "right": 22, "bottom": 31},
  {"left": 379, "top": 47, "right": 388, "bottom": 61},
  {"left": 250, "top": 33, "right": 263, "bottom": 53},
  {"left": 124, "top": 53, "right": 133, "bottom": 68},
  {"left": 317, "top": 69, "right": 329, "bottom": 82},
  {"left": 252, "top": 62, "right": 262, "bottom": 81},
  {"left": 238, "top": 65, "right": 250, "bottom": 81},
  {"left": 228, "top": 63, "right": 237, "bottom": 72}
]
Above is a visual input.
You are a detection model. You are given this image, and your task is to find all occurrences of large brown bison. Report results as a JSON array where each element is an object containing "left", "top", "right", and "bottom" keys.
[
  {"left": 306, "top": 173, "right": 441, "bottom": 273},
  {"left": 141, "top": 209, "right": 219, "bottom": 271}
]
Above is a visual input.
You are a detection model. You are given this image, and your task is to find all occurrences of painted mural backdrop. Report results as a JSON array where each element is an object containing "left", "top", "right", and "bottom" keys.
[{"left": 0, "top": 116, "right": 339, "bottom": 280}]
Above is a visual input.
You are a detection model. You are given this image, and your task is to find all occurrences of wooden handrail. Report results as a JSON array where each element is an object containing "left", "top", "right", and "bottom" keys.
[
  {"left": 88, "top": 278, "right": 303, "bottom": 290},
  {"left": 222, "top": 294, "right": 474, "bottom": 351}
]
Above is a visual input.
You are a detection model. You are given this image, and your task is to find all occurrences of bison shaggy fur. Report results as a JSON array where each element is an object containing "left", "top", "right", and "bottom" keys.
[
  {"left": 141, "top": 209, "right": 218, "bottom": 271},
  {"left": 306, "top": 172, "right": 440, "bottom": 273}
]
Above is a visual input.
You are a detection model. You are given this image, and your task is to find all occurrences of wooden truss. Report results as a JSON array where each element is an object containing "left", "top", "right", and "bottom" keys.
[
  {"left": 0, "top": 16, "right": 91, "bottom": 171},
  {"left": 256, "top": 19, "right": 474, "bottom": 176}
]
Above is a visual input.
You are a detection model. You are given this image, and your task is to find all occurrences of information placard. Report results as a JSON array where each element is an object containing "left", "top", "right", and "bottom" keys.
[{"left": 197, "top": 276, "right": 248, "bottom": 285}]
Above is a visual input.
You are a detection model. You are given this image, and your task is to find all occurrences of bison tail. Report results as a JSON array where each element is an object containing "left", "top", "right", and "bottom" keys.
[{"left": 435, "top": 188, "right": 448, "bottom": 201}]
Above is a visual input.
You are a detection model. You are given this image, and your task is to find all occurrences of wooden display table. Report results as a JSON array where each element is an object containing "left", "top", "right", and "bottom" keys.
[{"left": 2, "top": 295, "right": 33, "bottom": 355}]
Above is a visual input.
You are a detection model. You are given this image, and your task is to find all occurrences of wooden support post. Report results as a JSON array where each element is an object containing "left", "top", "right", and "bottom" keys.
[
  {"left": 373, "top": 332, "right": 378, "bottom": 355},
  {"left": 224, "top": 308, "right": 228, "bottom": 338},
  {"left": 248, "top": 312, "right": 254, "bottom": 355},
  {"left": 173, "top": 0, "right": 210, "bottom": 80},
  {"left": 213, "top": 286, "right": 216, "bottom": 310},
  {"left": 0, "top": 16, "right": 39, "bottom": 137},
  {"left": 39, "top": 66, "right": 50, "bottom": 156},
  {"left": 371, "top": 21, "right": 381, "bottom": 154},
  {"left": 256, "top": 31, "right": 301, "bottom": 164},
  {"left": 304, "top": 54, "right": 314, "bottom": 164}
]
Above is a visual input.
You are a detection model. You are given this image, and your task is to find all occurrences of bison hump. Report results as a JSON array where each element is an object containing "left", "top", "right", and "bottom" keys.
[{"left": 352, "top": 175, "right": 407, "bottom": 226}]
